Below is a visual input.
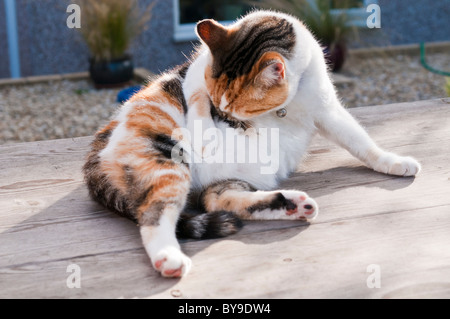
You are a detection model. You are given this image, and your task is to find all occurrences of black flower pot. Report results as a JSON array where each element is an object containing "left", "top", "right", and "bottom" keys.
[
  {"left": 89, "top": 54, "right": 134, "bottom": 88},
  {"left": 323, "top": 43, "right": 347, "bottom": 72}
]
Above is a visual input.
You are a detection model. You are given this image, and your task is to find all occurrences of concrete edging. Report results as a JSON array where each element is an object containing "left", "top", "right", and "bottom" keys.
[
  {"left": 0, "top": 68, "right": 155, "bottom": 87},
  {"left": 0, "top": 41, "right": 447, "bottom": 87},
  {"left": 348, "top": 41, "right": 450, "bottom": 58}
]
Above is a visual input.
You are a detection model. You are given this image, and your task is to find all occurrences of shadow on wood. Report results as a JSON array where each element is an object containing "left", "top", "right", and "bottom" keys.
[{"left": 0, "top": 182, "right": 310, "bottom": 298}]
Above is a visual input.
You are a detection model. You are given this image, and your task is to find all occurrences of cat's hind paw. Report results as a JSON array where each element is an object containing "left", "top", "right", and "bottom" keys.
[
  {"left": 281, "top": 190, "right": 319, "bottom": 220},
  {"left": 152, "top": 247, "right": 192, "bottom": 278},
  {"left": 250, "top": 190, "right": 319, "bottom": 221}
]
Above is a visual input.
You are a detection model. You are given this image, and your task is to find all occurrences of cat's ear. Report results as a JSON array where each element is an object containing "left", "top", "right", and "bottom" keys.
[
  {"left": 255, "top": 60, "right": 286, "bottom": 87},
  {"left": 196, "top": 19, "right": 228, "bottom": 52}
]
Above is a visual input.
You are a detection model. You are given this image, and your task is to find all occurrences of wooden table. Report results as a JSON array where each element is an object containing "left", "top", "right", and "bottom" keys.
[{"left": 1, "top": 98, "right": 449, "bottom": 299}]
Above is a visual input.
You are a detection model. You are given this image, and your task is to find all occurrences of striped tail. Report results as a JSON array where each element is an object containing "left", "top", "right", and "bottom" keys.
[{"left": 176, "top": 211, "right": 243, "bottom": 240}]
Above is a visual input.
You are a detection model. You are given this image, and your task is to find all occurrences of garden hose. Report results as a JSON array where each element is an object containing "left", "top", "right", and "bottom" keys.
[{"left": 420, "top": 42, "right": 450, "bottom": 77}]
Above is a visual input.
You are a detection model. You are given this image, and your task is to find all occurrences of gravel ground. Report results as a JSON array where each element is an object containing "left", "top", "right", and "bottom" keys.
[
  {"left": 0, "top": 52, "right": 448, "bottom": 145},
  {"left": 338, "top": 52, "right": 449, "bottom": 107},
  {"left": 0, "top": 80, "right": 122, "bottom": 145}
]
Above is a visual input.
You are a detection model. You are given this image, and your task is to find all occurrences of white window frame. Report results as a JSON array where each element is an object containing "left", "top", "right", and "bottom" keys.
[
  {"left": 173, "top": 0, "right": 378, "bottom": 42},
  {"left": 173, "top": 0, "right": 236, "bottom": 42}
]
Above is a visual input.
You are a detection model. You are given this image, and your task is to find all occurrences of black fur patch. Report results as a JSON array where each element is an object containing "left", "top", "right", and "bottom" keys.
[
  {"left": 247, "top": 192, "right": 296, "bottom": 214},
  {"left": 83, "top": 134, "right": 153, "bottom": 223},
  {"left": 176, "top": 211, "right": 243, "bottom": 239},
  {"left": 85, "top": 169, "right": 137, "bottom": 221},
  {"left": 198, "top": 179, "right": 255, "bottom": 211},
  {"left": 139, "top": 201, "right": 167, "bottom": 226},
  {"left": 96, "top": 129, "right": 112, "bottom": 142},
  {"left": 177, "top": 62, "right": 190, "bottom": 79},
  {"left": 212, "top": 16, "right": 296, "bottom": 80},
  {"left": 160, "top": 77, "right": 188, "bottom": 114},
  {"left": 210, "top": 179, "right": 255, "bottom": 195},
  {"left": 153, "top": 134, "right": 183, "bottom": 159},
  {"left": 210, "top": 102, "right": 250, "bottom": 130},
  {"left": 155, "top": 158, "right": 174, "bottom": 165}
]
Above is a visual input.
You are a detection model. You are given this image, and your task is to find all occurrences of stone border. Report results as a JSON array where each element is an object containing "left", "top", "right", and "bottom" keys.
[
  {"left": 349, "top": 41, "right": 450, "bottom": 58},
  {"left": 0, "top": 66, "right": 356, "bottom": 87},
  {"left": 0, "top": 68, "right": 155, "bottom": 87},
  {"left": 1, "top": 41, "right": 448, "bottom": 88},
  {"left": 0, "top": 42, "right": 448, "bottom": 87}
]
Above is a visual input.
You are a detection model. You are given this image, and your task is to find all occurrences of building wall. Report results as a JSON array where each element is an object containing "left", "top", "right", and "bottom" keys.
[
  {"left": 130, "top": 0, "right": 195, "bottom": 74},
  {"left": 3, "top": 0, "right": 194, "bottom": 78},
  {"left": 354, "top": 0, "right": 450, "bottom": 47},
  {"left": 15, "top": 0, "right": 89, "bottom": 77},
  {"left": 0, "top": 0, "right": 448, "bottom": 79},
  {"left": 379, "top": 0, "right": 450, "bottom": 45},
  {"left": 0, "top": 1, "right": 11, "bottom": 78}
]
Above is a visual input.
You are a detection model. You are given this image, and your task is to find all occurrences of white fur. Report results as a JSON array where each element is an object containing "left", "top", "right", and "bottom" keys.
[
  {"left": 141, "top": 215, "right": 192, "bottom": 278},
  {"left": 219, "top": 94, "right": 229, "bottom": 111},
  {"left": 138, "top": 10, "right": 419, "bottom": 278},
  {"left": 184, "top": 10, "right": 420, "bottom": 193},
  {"left": 100, "top": 97, "right": 186, "bottom": 164},
  {"left": 151, "top": 168, "right": 185, "bottom": 179},
  {"left": 99, "top": 122, "right": 130, "bottom": 163}
]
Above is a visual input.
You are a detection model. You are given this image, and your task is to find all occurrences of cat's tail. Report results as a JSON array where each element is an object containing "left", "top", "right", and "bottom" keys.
[{"left": 176, "top": 211, "right": 243, "bottom": 240}]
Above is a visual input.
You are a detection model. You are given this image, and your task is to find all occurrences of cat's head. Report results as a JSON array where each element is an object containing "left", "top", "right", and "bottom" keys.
[{"left": 196, "top": 12, "right": 298, "bottom": 120}]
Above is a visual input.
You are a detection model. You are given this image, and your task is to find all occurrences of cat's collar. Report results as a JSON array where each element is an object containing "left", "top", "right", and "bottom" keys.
[
  {"left": 210, "top": 102, "right": 251, "bottom": 130},
  {"left": 276, "top": 108, "right": 287, "bottom": 118}
]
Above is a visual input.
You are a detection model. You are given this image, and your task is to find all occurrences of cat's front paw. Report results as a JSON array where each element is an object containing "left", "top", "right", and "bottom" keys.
[
  {"left": 152, "top": 246, "right": 192, "bottom": 278},
  {"left": 373, "top": 152, "right": 421, "bottom": 176}
]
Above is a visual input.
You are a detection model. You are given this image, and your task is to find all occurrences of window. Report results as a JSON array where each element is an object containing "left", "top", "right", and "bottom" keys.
[
  {"left": 179, "top": 0, "right": 254, "bottom": 24},
  {"left": 173, "top": 0, "right": 254, "bottom": 42},
  {"left": 173, "top": 0, "right": 377, "bottom": 42},
  {"left": 331, "top": 0, "right": 365, "bottom": 9}
]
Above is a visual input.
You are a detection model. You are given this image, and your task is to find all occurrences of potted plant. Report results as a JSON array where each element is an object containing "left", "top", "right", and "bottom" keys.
[
  {"left": 73, "top": 0, "right": 154, "bottom": 87},
  {"left": 258, "top": 0, "right": 357, "bottom": 72}
]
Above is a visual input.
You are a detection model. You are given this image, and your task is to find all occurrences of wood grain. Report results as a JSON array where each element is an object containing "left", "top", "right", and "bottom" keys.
[{"left": 0, "top": 98, "right": 449, "bottom": 298}]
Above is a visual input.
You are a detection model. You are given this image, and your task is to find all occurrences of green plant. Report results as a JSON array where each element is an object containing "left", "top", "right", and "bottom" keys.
[
  {"left": 73, "top": 0, "right": 154, "bottom": 62},
  {"left": 258, "top": 0, "right": 356, "bottom": 47},
  {"left": 73, "top": 88, "right": 90, "bottom": 95},
  {"left": 445, "top": 77, "right": 450, "bottom": 97}
]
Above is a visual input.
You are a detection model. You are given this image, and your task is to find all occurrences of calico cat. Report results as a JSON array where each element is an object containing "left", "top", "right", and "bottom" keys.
[{"left": 83, "top": 10, "right": 421, "bottom": 278}]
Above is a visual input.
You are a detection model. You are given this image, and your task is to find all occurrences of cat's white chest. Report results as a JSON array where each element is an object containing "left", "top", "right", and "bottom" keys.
[{"left": 189, "top": 107, "right": 315, "bottom": 190}]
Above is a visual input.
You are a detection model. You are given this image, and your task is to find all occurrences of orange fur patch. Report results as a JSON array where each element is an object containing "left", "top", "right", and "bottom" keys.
[
  {"left": 126, "top": 104, "right": 179, "bottom": 138},
  {"left": 136, "top": 171, "right": 190, "bottom": 218},
  {"left": 189, "top": 90, "right": 211, "bottom": 117},
  {"left": 203, "top": 189, "right": 254, "bottom": 218},
  {"left": 129, "top": 80, "right": 184, "bottom": 113},
  {"left": 206, "top": 51, "right": 289, "bottom": 118}
]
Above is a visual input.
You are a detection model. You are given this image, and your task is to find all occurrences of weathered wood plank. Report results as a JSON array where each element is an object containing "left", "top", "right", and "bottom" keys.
[
  {"left": 0, "top": 98, "right": 449, "bottom": 298},
  {"left": 1, "top": 205, "right": 449, "bottom": 299},
  {"left": 164, "top": 205, "right": 450, "bottom": 299}
]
